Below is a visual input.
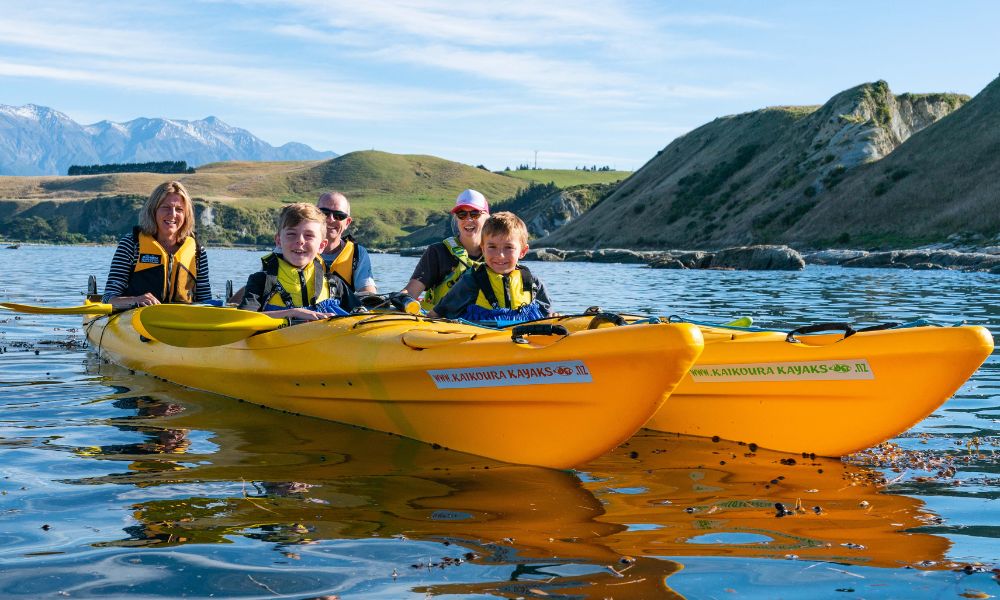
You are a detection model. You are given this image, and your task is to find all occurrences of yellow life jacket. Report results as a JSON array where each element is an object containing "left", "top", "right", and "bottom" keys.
[
  {"left": 472, "top": 265, "right": 534, "bottom": 310},
  {"left": 260, "top": 253, "right": 330, "bottom": 308},
  {"left": 127, "top": 228, "right": 198, "bottom": 303},
  {"left": 324, "top": 238, "right": 357, "bottom": 291},
  {"left": 421, "top": 237, "right": 481, "bottom": 311},
  {"left": 460, "top": 264, "right": 544, "bottom": 323}
]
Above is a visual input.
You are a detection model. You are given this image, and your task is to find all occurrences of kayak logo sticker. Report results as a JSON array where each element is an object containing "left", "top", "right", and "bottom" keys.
[
  {"left": 689, "top": 359, "right": 874, "bottom": 382},
  {"left": 428, "top": 360, "right": 592, "bottom": 389}
]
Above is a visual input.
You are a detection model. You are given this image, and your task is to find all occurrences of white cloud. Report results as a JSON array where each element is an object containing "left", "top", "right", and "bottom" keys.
[
  {"left": 259, "top": 0, "right": 767, "bottom": 106},
  {"left": 0, "top": 58, "right": 474, "bottom": 122},
  {"left": 0, "top": 0, "right": 778, "bottom": 168}
]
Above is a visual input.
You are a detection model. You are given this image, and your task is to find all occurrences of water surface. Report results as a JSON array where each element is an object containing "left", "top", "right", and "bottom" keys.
[{"left": 1, "top": 245, "right": 997, "bottom": 598}]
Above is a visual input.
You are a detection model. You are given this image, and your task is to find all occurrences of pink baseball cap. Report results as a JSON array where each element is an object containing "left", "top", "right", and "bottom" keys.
[{"left": 451, "top": 189, "right": 489, "bottom": 214}]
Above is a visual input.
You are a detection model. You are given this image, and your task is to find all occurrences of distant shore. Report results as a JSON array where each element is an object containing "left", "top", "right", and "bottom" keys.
[
  {"left": 399, "top": 243, "right": 1000, "bottom": 273},
  {"left": 5, "top": 240, "right": 999, "bottom": 274}
]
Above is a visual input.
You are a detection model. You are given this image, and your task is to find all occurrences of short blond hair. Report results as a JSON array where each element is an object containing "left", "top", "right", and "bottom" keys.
[
  {"left": 481, "top": 211, "right": 529, "bottom": 246},
  {"left": 139, "top": 181, "right": 195, "bottom": 239},
  {"left": 277, "top": 202, "right": 327, "bottom": 236}
]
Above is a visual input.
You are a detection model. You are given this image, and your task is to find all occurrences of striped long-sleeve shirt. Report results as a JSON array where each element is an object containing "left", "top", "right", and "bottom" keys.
[{"left": 102, "top": 233, "right": 212, "bottom": 303}]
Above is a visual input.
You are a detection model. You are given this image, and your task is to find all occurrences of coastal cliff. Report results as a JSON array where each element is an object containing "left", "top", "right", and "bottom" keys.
[{"left": 539, "top": 80, "right": 971, "bottom": 250}]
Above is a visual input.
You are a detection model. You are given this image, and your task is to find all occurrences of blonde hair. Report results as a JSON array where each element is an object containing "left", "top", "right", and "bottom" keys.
[
  {"left": 139, "top": 181, "right": 195, "bottom": 239},
  {"left": 277, "top": 202, "right": 328, "bottom": 236},
  {"left": 481, "top": 211, "right": 529, "bottom": 246}
]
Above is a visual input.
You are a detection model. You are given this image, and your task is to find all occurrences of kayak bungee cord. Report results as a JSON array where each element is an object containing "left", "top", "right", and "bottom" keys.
[{"left": 83, "top": 311, "right": 126, "bottom": 361}]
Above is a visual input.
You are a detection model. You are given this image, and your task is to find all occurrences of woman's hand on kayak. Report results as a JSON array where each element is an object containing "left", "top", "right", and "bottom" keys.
[
  {"left": 266, "top": 307, "right": 328, "bottom": 321},
  {"left": 109, "top": 293, "right": 160, "bottom": 309}
]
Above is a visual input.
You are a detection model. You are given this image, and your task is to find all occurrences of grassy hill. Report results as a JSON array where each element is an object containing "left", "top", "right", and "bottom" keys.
[
  {"left": 501, "top": 169, "right": 632, "bottom": 187},
  {"left": 0, "top": 151, "right": 528, "bottom": 246},
  {"left": 540, "top": 80, "right": 973, "bottom": 250},
  {"left": 788, "top": 79, "right": 1000, "bottom": 247}
]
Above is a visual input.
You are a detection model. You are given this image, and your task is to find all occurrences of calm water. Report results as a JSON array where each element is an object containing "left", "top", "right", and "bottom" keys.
[{"left": 1, "top": 244, "right": 997, "bottom": 599}]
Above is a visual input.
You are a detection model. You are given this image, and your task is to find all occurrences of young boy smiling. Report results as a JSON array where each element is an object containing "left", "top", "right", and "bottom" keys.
[
  {"left": 238, "top": 203, "right": 353, "bottom": 320},
  {"left": 428, "top": 211, "right": 552, "bottom": 323}
]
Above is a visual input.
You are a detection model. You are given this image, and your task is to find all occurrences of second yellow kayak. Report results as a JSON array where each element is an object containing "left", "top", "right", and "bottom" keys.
[{"left": 531, "top": 315, "right": 994, "bottom": 456}]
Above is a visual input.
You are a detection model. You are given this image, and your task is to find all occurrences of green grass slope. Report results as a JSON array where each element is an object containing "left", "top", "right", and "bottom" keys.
[
  {"left": 539, "top": 105, "right": 814, "bottom": 249},
  {"left": 501, "top": 169, "right": 633, "bottom": 187},
  {"left": 0, "top": 151, "right": 528, "bottom": 247},
  {"left": 281, "top": 151, "right": 527, "bottom": 243}
]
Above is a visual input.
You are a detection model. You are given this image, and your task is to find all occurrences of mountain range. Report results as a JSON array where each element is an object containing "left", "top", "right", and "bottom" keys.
[{"left": 0, "top": 104, "right": 337, "bottom": 176}]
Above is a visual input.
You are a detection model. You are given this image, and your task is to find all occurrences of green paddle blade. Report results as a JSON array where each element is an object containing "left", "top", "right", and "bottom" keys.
[
  {"left": 0, "top": 301, "right": 114, "bottom": 315},
  {"left": 135, "top": 305, "right": 287, "bottom": 347},
  {"left": 723, "top": 316, "right": 753, "bottom": 327}
]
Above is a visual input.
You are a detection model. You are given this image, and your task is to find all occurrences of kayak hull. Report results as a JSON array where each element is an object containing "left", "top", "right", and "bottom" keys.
[
  {"left": 543, "top": 316, "right": 994, "bottom": 456},
  {"left": 84, "top": 309, "right": 704, "bottom": 469},
  {"left": 649, "top": 324, "right": 993, "bottom": 455}
]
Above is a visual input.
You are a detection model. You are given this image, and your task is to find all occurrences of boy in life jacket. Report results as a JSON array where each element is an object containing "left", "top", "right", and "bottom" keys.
[
  {"left": 428, "top": 211, "right": 552, "bottom": 324},
  {"left": 237, "top": 203, "right": 354, "bottom": 320}
]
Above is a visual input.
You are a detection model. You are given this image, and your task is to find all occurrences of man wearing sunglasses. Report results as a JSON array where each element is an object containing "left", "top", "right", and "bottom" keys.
[{"left": 317, "top": 191, "right": 377, "bottom": 294}]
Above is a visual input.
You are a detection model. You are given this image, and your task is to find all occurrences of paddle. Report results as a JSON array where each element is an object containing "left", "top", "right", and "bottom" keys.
[
  {"left": 0, "top": 301, "right": 114, "bottom": 315},
  {"left": 134, "top": 304, "right": 288, "bottom": 347}
]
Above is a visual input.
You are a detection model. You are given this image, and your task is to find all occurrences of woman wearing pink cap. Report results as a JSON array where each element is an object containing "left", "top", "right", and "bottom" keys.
[{"left": 402, "top": 189, "right": 490, "bottom": 311}]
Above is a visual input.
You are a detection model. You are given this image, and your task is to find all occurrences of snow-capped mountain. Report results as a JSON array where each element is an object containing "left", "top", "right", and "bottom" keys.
[{"left": 0, "top": 104, "right": 337, "bottom": 176}]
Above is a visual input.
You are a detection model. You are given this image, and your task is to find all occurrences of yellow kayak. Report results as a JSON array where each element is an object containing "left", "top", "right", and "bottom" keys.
[
  {"left": 82, "top": 305, "right": 704, "bottom": 469},
  {"left": 534, "top": 315, "right": 994, "bottom": 456}
]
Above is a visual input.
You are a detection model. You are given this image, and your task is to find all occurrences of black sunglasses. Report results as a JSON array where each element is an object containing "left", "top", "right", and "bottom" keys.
[
  {"left": 318, "top": 207, "right": 350, "bottom": 221},
  {"left": 454, "top": 210, "right": 484, "bottom": 220}
]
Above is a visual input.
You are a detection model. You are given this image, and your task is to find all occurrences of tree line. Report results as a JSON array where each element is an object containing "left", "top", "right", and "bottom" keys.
[{"left": 67, "top": 161, "right": 196, "bottom": 176}]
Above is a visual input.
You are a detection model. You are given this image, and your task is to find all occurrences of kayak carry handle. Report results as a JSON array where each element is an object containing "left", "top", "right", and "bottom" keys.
[
  {"left": 856, "top": 322, "right": 902, "bottom": 332},
  {"left": 587, "top": 312, "right": 627, "bottom": 329},
  {"left": 785, "top": 322, "right": 856, "bottom": 343},
  {"left": 511, "top": 323, "right": 569, "bottom": 344},
  {"left": 354, "top": 292, "right": 422, "bottom": 315}
]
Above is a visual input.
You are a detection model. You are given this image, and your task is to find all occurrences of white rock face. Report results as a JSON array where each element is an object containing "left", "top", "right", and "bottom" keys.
[{"left": 805, "top": 83, "right": 964, "bottom": 191}]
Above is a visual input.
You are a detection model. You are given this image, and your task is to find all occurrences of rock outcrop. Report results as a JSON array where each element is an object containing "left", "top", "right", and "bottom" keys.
[
  {"left": 804, "top": 249, "right": 1000, "bottom": 272},
  {"left": 525, "top": 245, "right": 805, "bottom": 271},
  {"left": 709, "top": 245, "right": 805, "bottom": 270}
]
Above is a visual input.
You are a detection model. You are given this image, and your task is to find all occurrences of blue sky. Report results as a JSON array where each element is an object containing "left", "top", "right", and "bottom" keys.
[{"left": 2, "top": 1, "right": 998, "bottom": 170}]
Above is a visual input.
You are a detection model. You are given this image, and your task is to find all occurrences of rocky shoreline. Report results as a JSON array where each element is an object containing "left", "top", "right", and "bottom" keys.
[
  {"left": 12, "top": 240, "right": 997, "bottom": 273},
  {"left": 396, "top": 243, "right": 1000, "bottom": 272},
  {"left": 516, "top": 245, "right": 1000, "bottom": 273}
]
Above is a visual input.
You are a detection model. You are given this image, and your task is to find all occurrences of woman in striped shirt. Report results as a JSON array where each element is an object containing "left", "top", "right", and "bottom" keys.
[{"left": 102, "top": 181, "right": 211, "bottom": 309}]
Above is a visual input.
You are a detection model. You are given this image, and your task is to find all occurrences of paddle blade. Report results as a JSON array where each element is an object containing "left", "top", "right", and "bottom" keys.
[
  {"left": 0, "top": 301, "right": 113, "bottom": 315},
  {"left": 135, "top": 304, "right": 286, "bottom": 347},
  {"left": 723, "top": 316, "right": 753, "bottom": 328}
]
